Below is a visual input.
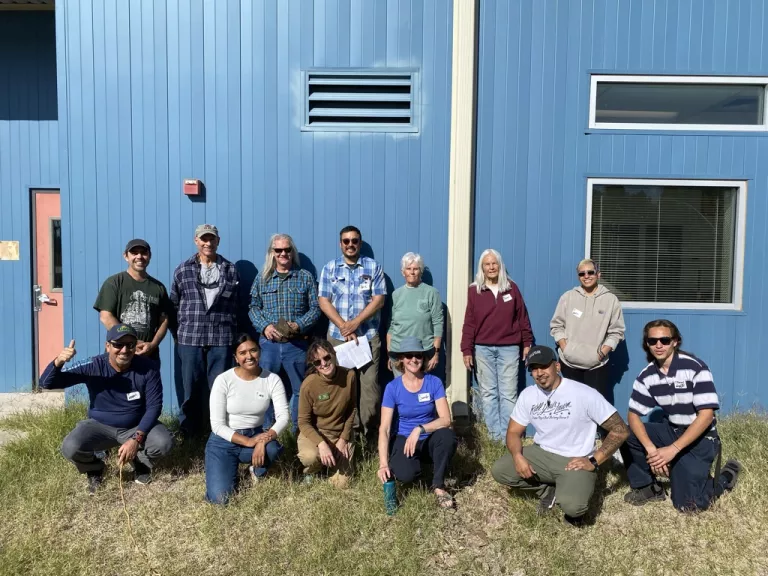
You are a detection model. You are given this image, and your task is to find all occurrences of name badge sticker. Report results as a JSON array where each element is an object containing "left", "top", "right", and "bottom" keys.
[
  {"left": 418, "top": 392, "right": 431, "bottom": 403},
  {"left": 572, "top": 308, "right": 583, "bottom": 318},
  {"left": 674, "top": 379, "right": 687, "bottom": 390},
  {"left": 126, "top": 391, "right": 141, "bottom": 401},
  {"left": 257, "top": 392, "right": 266, "bottom": 399},
  {"left": 359, "top": 276, "right": 372, "bottom": 292},
  {"left": 502, "top": 294, "right": 512, "bottom": 303}
]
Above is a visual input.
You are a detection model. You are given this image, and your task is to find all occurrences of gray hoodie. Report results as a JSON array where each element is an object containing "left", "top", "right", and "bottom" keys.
[{"left": 550, "top": 284, "right": 625, "bottom": 370}]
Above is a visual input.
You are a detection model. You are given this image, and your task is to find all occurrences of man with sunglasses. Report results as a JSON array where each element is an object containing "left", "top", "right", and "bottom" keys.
[
  {"left": 550, "top": 258, "right": 625, "bottom": 401},
  {"left": 39, "top": 324, "right": 174, "bottom": 493},
  {"left": 93, "top": 239, "right": 172, "bottom": 363},
  {"left": 249, "top": 233, "right": 320, "bottom": 430},
  {"left": 318, "top": 225, "right": 386, "bottom": 441},
  {"left": 171, "top": 224, "right": 241, "bottom": 438}
]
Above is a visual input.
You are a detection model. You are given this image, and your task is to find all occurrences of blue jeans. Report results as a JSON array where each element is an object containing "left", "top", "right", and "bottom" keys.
[
  {"left": 176, "top": 344, "right": 232, "bottom": 435},
  {"left": 259, "top": 337, "right": 308, "bottom": 431},
  {"left": 474, "top": 345, "right": 520, "bottom": 441},
  {"left": 204, "top": 427, "right": 283, "bottom": 504}
]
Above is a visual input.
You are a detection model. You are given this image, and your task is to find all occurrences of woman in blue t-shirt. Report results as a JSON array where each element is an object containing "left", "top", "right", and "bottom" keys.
[{"left": 377, "top": 336, "right": 458, "bottom": 509}]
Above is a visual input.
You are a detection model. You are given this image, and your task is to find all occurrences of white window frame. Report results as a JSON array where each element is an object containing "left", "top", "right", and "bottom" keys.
[
  {"left": 585, "top": 178, "right": 747, "bottom": 311},
  {"left": 588, "top": 75, "right": 768, "bottom": 131}
]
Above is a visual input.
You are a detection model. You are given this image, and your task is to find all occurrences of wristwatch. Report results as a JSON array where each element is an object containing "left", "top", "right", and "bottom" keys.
[
  {"left": 417, "top": 425, "right": 427, "bottom": 435},
  {"left": 131, "top": 430, "right": 146, "bottom": 446},
  {"left": 588, "top": 455, "right": 599, "bottom": 470}
]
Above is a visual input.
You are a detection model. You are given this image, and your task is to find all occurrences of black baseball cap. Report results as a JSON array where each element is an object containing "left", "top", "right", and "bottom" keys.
[
  {"left": 125, "top": 239, "right": 151, "bottom": 253},
  {"left": 525, "top": 345, "right": 558, "bottom": 370}
]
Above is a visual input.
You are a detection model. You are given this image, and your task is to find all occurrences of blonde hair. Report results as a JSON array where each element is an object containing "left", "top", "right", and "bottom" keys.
[
  {"left": 261, "top": 233, "right": 301, "bottom": 282},
  {"left": 576, "top": 258, "right": 599, "bottom": 272},
  {"left": 472, "top": 249, "right": 511, "bottom": 294}
]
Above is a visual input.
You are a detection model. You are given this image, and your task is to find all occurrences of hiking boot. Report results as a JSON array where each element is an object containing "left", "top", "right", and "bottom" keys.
[
  {"left": 624, "top": 483, "right": 665, "bottom": 506},
  {"left": 536, "top": 485, "right": 557, "bottom": 516},
  {"left": 86, "top": 472, "right": 103, "bottom": 495},
  {"left": 133, "top": 461, "right": 152, "bottom": 485}
]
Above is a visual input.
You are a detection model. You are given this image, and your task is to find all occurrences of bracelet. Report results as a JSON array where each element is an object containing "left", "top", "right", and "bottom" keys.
[{"left": 672, "top": 442, "right": 682, "bottom": 452}]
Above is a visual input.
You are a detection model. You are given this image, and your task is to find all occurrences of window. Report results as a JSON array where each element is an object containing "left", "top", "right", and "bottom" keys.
[
  {"left": 586, "top": 179, "right": 746, "bottom": 310},
  {"left": 50, "top": 218, "right": 62, "bottom": 291},
  {"left": 589, "top": 75, "right": 768, "bottom": 131},
  {"left": 302, "top": 69, "right": 418, "bottom": 132}
]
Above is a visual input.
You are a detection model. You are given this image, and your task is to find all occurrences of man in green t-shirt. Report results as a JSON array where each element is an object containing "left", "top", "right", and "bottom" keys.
[{"left": 93, "top": 239, "right": 172, "bottom": 362}]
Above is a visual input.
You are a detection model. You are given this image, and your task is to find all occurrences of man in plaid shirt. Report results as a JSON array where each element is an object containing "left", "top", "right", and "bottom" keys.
[
  {"left": 318, "top": 225, "right": 386, "bottom": 440},
  {"left": 249, "top": 233, "right": 320, "bottom": 430},
  {"left": 170, "top": 224, "right": 241, "bottom": 437}
]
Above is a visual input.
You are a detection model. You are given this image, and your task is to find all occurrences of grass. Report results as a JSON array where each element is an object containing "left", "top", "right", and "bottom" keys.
[{"left": 0, "top": 406, "right": 767, "bottom": 576}]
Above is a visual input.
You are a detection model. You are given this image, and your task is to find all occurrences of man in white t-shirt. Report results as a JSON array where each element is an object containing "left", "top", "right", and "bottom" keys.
[{"left": 491, "top": 346, "right": 629, "bottom": 525}]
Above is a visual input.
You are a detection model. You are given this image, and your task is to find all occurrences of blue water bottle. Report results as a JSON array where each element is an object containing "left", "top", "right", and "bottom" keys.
[{"left": 383, "top": 479, "right": 398, "bottom": 515}]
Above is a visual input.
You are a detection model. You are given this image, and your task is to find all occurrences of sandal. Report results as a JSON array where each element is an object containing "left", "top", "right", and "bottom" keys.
[
  {"left": 434, "top": 489, "right": 455, "bottom": 510},
  {"left": 720, "top": 459, "right": 742, "bottom": 491}
]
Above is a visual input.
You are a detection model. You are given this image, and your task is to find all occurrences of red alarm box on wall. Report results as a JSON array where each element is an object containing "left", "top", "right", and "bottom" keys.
[{"left": 183, "top": 179, "right": 201, "bottom": 196}]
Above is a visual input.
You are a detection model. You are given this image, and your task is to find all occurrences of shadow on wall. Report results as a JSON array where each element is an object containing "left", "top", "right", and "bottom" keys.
[{"left": 606, "top": 339, "right": 631, "bottom": 406}]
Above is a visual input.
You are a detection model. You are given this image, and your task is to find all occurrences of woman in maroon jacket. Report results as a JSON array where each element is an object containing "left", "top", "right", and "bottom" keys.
[{"left": 461, "top": 249, "right": 533, "bottom": 441}]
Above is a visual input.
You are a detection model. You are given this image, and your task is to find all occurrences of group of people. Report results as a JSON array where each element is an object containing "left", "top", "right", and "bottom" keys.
[{"left": 38, "top": 224, "right": 742, "bottom": 521}]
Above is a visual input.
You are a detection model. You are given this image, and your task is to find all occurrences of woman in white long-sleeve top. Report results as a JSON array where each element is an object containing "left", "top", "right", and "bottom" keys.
[{"left": 204, "top": 333, "right": 288, "bottom": 504}]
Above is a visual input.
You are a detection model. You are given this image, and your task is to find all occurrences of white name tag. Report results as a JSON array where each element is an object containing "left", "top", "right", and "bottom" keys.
[
  {"left": 572, "top": 308, "right": 583, "bottom": 318},
  {"left": 359, "top": 278, "right": 372, "bottom": 291},
  {"left": 418, "top": 393, "right": 431, "bottom": 403},
  {"left": 674, "top": 380, "right": 687, "bottom": 390},
  {"left": 126, "top": 391, "right": 141, "bottom": 401},
  {"left": 502, "top": 294, "right": 512, "bottom": 303}
]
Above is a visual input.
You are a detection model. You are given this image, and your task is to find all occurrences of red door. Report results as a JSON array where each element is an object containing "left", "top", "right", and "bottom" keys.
[{"left": 33, "top": 190, "right": 64, "bottom": 379}]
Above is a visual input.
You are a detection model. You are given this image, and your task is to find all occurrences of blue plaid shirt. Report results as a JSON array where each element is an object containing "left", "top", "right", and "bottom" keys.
[
  {"left": 170, "top": 254, "right": 240, "bottom": 347},
  {"left": 248, "top": 268, "right": 320, "bottom": 334},
  {"left": 318, "top": 256, "right": 387, "bottom": 340}
]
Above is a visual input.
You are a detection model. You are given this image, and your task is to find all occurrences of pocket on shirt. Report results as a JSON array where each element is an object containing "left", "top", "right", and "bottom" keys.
[{"left": 417, "top": 299, "right": 431, "bottom": 313}]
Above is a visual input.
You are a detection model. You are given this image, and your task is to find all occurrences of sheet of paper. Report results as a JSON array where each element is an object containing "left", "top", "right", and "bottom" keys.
[{"left": 333, "top": 335, "right": 373, "bottom": 369}]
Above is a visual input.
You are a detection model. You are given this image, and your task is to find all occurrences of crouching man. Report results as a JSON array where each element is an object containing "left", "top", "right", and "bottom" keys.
[
  {"left": 491, "top": 346, "right": 629, "bottom": 525},
  {"left": 40, "top": 324, "right": 174, "bottom": 494}
]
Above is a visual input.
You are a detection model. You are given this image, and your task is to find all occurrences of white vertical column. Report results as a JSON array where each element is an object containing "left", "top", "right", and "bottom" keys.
[{"left": 445, "top": 0, "right": 478, "bottom": 423}]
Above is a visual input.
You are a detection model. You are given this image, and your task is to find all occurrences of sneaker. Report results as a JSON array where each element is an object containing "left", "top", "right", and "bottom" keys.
[
  {"left": 536, "top": 485, "right": 557, "bottom": 516},
  {"left": 133, "top": 461, "right": 152, "bottom": 485},
  {"left": 719, "top": 459, "right": 742, "bottom": 491},
  {"left": 302, "top": 473, "right": 316, "bottom": 485},
  {"left": 612, "top": 450, "right": 624, "bottom": 465},
  {"left": 624, "top": 483, "right": 665, "bottom": 506},
  {"left": 563, "top": 514, "right": 587, "bottom": 528},
  {"left": 86, "top": 472, "right": 103, "bottom": 495},
  {"left": 248, "top": 465, "right": 262, "bottom": 485},
  {"left": 94, "top": 450, "right": 110, "bottom": 461}
]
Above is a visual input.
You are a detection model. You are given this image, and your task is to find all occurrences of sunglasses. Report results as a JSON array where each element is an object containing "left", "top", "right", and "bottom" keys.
[
  {"left": 110, "top": 340, "right": 136, "bottom": 351},
  {"left": 401, "top": 352, "right": 423, "bottom": 360},
  {"left": 274, "top": 247, "right": 292, "bottom": 254},
  {"left": 646, "top": 337, "right": 673, "bottom": 346},
  {"left": 341, "top": 238, "right": 360, "bottom": 246},
  {"left": 578, "top": 270, "right": 597, "bottom": 277},
  {"left": 312, "top": 354, "right": 333, "bottom": 367},
  {"left": 128, "top": 248, "right": 149, "bottom": 256}
]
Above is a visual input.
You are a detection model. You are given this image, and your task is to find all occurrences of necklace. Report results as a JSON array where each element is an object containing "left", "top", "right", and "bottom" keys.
[{"left": 540, "top": 380, "right": 562, "bottom": 407}]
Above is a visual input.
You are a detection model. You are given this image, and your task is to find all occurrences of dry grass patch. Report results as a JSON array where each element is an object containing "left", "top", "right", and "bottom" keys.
[{"left": 1, "top": 406, "right": 766, "bottom": 576}]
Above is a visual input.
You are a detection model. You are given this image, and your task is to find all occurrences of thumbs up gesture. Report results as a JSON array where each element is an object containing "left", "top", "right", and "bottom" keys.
[{"left": 54, "top": 340, "right": 77, "bottom": 368}]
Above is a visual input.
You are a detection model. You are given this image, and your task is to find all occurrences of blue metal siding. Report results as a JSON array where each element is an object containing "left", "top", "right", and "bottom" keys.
[
  {"left": 56, "top": 0, "right": 453, "bottom": 412},
  {"left": 476, "top": 0, "right": 768, "bottom": 413},
  {"left": 0, "top": 12, "right": 59, "bottom": 392}
]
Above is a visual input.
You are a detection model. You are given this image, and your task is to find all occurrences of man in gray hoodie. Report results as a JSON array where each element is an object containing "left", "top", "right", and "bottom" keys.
[{"left": 550, "top": 259, "right": 625, "bottom": 400}]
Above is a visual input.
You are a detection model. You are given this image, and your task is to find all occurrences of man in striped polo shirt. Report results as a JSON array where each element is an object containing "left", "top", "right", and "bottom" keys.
[{"left": 623, "top": 319, "right": 741, "bottom": 511}]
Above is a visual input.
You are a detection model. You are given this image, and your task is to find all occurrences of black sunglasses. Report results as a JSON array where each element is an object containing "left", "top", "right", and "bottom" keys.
[
  {"left": 401, "top": 352, "right": 423, "bottom": 360},
  {"left": 578, "top": 270, "right": 597, "bottom": 277},
  {"left": 341, "top": 238, "right": 360, "bottom": 246},
  {"left": 312, "top": 354, "right": 333, "bottom": 367},
  {"left": 274, "top": 247, "right": 293, "bottom": 254},
  {"left": 110, "top": 340, "right": 136, "bottom": 351},
  {"left": 646, "top": 337, "right": 673, "bottom": 346}
]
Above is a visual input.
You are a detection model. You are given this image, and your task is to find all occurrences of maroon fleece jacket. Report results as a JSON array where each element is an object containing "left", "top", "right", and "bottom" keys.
[{"left": 460, "top": 283, "right": 533, "bottom": 355}]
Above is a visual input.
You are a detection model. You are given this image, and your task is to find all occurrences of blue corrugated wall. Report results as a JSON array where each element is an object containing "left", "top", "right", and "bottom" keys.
[
  {"left": 476, "top": 0, "right": 768, "bottom": 413},
  {"left": 55, "top": 0, "right": 453, "bottom": 411},
  {"left": 0, "top": 11, "right": 59, "bottom": 392}
]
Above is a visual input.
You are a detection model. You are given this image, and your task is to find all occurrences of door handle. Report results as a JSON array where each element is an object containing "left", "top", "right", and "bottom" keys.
[{"left": 38, "top": 293, "right": 58, "bottom": 306}]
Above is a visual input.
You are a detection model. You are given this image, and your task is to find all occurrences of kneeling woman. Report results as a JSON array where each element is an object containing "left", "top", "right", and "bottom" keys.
[
  {"left": 205, "top": 334, "right": 288, "bottom": 504},
  {"left": 377, "top": 336, "right": 458, "bottom": 508},
  {"left": 297, "top": 340, "right": 357, "bottom": 488}
]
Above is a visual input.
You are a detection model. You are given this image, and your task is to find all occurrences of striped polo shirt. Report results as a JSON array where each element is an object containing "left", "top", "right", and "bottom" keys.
[{"left": 628, "top": 352, "right": 720, "bottom": 426}]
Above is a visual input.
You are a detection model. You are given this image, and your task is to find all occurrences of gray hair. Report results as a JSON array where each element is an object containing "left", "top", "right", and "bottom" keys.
[
  {"left": 261, "top": 233, "right": 300, "bottom": 282},
  {"left": 472, "top": 248, "right": 511, "bottom": 294},
  {"left": 400, "top": 252, "right": 425, "bottom": 273}
]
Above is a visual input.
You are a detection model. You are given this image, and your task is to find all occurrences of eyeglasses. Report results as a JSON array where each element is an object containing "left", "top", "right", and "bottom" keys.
[
  {"left": 109, "top": 340, "right": 136, "bottom": 351},
  {"left": 646, "top": 337, "right": 673, "bottom": 346},
  {"left": 274, "top": 247, "right": 292, "bottom": 255},
  {"left": 578, "top": 270, "right": 597, "bottom": 277},
  {"left": 401, "top": 352, "right": 423, "bottom": 360},
  {"left": 341, "top": 238, "right": 360, "bottom": 246},
  {"left": 312, "top": 354, "right": 333, "bottom": 367}
]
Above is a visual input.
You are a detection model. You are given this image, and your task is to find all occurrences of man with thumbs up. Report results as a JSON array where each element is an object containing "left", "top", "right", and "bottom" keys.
[{"left": 39, "top": 324, "right": 174, "bottom": 494}]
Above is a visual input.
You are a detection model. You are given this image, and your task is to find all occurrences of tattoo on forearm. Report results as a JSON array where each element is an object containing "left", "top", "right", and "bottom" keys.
[{"left": 596, "top": 412, "right": 630, "bottom": 458}]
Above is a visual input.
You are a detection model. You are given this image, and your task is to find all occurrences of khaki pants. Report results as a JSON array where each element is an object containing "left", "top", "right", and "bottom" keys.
[
  {"left": 329, "top": 334, "right": 381, "bottom": 438},
  {"left": 297, "top": 432, "right": 355, "bottom": 488},
  {"left": 491, "top": 444, "right": 596, "bottom": 518}
]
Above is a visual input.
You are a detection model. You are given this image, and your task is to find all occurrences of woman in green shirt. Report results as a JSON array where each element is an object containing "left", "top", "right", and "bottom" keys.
[{"left": 387, "top": 253, "right": 444, "bottom": 377}]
